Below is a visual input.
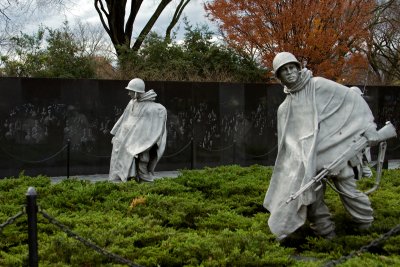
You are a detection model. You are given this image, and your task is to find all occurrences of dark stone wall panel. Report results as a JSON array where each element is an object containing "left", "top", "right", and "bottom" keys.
[{"left": 0, "top": 77, "right": 399, "bottom": 177}]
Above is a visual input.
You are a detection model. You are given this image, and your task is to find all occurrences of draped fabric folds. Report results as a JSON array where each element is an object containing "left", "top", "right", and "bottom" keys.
[
  {"left": 109, "top": 90, "right": 167, "bottom": 182},
  {"left": 263, "top": 69, "right": 376, "bottom": 238}
]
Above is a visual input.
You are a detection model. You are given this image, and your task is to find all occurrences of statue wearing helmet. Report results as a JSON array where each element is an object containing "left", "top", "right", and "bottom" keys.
[
  {"left": 125, "top": 78, "right": 145, "bottom": 93},
  {"left": 109, "top": 78, "right": 167, "bottom": 183},
  {"left": 264, "top": 52, "right": 381, "bottom": 242},
  {"left": 272, "top": 52, "right": 301, "bottom": 78}
]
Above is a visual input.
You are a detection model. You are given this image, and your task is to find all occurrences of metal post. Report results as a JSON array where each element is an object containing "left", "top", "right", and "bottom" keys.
[
  {"left": 190, "top": 138, "right": 195, "bottom": 170},
  {"left": 383, "top": 160, "right": 389, "bottom": 169},
  {"left": 26, "top": 187, "right": 38, "bottom": 267},
  {"left": 233, "top": 140, "right": 236, "bottom": 164},
  {"left": 67, "top": 139, "right": 70, "bottom": 178}
]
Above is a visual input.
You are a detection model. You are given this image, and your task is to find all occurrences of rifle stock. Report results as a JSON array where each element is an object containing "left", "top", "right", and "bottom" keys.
[{"left": 286, "top": 121, "right": 397, "bottom": 204}]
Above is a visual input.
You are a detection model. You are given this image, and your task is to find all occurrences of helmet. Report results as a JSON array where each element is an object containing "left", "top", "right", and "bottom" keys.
[
  {"left": 272, "top": 52, "right": 301, "bottom": 77},
  {"left": 125, "top": 78, "right": 145, "bottom": 93}
]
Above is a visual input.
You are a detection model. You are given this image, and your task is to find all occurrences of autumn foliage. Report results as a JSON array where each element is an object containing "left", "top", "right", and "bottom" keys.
[{"left": 205, "top": 0, "right": 376, "bottom": 83}]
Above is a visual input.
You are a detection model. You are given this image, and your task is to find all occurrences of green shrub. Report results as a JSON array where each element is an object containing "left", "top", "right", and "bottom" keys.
[{"left": 0, "top": 165, "right": 399, "bottom": 266}]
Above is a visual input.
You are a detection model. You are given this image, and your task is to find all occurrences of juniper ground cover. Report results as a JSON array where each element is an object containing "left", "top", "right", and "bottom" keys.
[{"left": 0, "top": 165, "right": 399, "bottom": 266}]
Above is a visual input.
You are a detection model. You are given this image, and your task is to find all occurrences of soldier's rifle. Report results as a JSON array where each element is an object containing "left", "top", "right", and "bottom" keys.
[{"left": 286, "top": 121, "right": 397, "bottom": 204}]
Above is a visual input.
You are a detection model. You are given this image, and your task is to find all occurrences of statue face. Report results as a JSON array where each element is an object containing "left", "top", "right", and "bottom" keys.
[
  {"left": 128, "top": 91, "right": 136, "bottom": 99},
  {"left": 279, "top": 63, "right": 300, "bottom": 87},
  {"left": 128, "top": 91, "right": 142, "bottom": 99}
]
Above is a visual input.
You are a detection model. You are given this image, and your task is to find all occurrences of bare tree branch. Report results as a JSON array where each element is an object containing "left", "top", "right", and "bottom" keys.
[
  {"left": 165, "top": 0, "right": 191, "bottom": 42},
  {"left": 367, "top": 0, "right": 400, "bottom": 84},
  {"left": 94, "top": 0, "right": 112, "bottom": 37},
  {"left": 131, "top": 0, "right": 172, "bottom": 51},
  {"left": 0, "top": 8, "right": 11, "bottom": 21},
  {"left": 125, "top": 0, "right": 143, "bottom": 42}
]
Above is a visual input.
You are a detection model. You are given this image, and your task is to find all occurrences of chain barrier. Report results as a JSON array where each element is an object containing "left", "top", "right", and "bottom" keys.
[
  {"left": 388, "top": 144, "right": 400, "bottom": 152},
  {"left": 81, "top": 152, "right": 111, "bottom": 159},
  {"left": 163, "top": 140, "right": 192, "bottom": 158},
  {"left": 0, "top": 144, "right": 68, "bottom": 164},
  {"left": 1, "top": 190, "right": 399, "bottom": 266},
  {"left": 323, "top": 223, "right": 400, "bottom": 267},
  {"left": 81, "top": 140, "right": 193, "bottom": 159},
  {"left": 245, "top": 144, "right": 278, "bottom": 158},
  {"left": 38, "top": 208, "right": 143, "bottom": 267},
  {"left": 0, "top": 206, "right": 26, "bottom": 234},
  {"left": 198, "top": 143, "right": 234, "bottom": 152}
]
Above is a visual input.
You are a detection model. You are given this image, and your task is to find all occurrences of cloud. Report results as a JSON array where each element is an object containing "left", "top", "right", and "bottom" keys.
[
  {"left": 74, "top": 0, "right": 215, "bottom": 39},
  {"left": 9, "top": 0, "right": 218, "bottom": 47}
]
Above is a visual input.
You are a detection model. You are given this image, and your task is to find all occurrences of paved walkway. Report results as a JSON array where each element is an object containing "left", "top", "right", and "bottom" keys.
[
  {"left": 48, "top": 160, "right": 400, "bottom": 184},
  {"left": 51, "top": 171, "right": 181, "bottom": 184}
]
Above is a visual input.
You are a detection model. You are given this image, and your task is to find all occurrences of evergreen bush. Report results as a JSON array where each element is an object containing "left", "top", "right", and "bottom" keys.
[{"left": 0, "top": 166, "right": 399, "bottom": 266}]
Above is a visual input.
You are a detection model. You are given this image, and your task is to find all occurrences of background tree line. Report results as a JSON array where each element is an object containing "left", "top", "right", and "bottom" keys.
[
  {"left": 0, "top": 19, "right": 266, "bottom": 82},
  {"left": 0, "top": 0, "right": 399, "bottom": 85}
]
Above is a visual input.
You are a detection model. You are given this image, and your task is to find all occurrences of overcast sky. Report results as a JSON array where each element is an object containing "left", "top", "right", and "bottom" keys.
[{"left": 23, "top": 0, "right": 217, "bottom": 40}]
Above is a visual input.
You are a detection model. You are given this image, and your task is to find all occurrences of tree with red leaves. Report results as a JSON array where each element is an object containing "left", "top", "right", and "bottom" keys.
[{"left": 205, "top": 0, "right": 376, "bottom": 83}]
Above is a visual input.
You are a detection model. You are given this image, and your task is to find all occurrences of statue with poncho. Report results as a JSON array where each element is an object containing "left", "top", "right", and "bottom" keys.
[
  {"left": 263, "top": 52, "right": 396, "bottom": 242},
  {"left": 109, "top": 78, "right": 167, "bottom": 183}
]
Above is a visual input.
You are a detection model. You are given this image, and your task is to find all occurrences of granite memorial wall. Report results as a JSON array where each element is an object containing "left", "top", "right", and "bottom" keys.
[{"left": 0, "top": 77, "right": 399, "bottom": 178}]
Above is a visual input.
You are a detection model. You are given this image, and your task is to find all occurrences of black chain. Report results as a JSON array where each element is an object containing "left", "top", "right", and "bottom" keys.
[
  {"left": 388, "top": 144, "right": 400, "bottom": 152},
  {"left": 82, "top": 151, "right": 111, "bottom": 158},
  {"left": 245, "top": 144, "right": 278, "bottom": 158},
  {"left": 163, "top": 140, "right": 192, "bottom": 158},
  {"left": 324, "top": 223, "right": 400, "bottom": 267},
  {"left": 38, "top": 209, "right": 143, "bottom": 267},
  {"left": 199, "top": 143, "right": 234, "bottom": 152},
  {"left": 0, "top": 206, "right": 26, "bottom": 234},
  {"left": 0, "top": 144, "right": 68, "bottom": 163}
]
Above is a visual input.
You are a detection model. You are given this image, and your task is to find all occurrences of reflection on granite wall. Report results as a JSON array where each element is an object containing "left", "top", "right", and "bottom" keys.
[{"left": 0, "top": 77, "right": 399, "bottom": 177}]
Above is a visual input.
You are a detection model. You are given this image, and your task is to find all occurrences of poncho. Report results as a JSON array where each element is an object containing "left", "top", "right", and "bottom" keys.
[
  {"left": 109, "top": 90, "right": 167, "bottom": 181},
  {"left": 263, "top": 69, "right": 376, "bottom": 238}
]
